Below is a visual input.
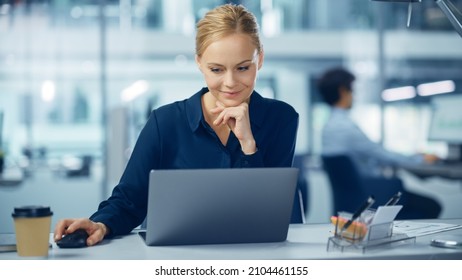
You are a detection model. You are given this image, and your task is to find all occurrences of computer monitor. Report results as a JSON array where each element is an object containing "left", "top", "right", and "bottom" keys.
[{"left": 428, "top": 94, "right": 462, "bottom": 161}]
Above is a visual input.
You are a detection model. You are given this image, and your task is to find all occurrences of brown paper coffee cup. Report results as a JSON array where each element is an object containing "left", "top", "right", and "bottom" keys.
[{"left": 12, "top": 206, "right": 53, "bottom": 257}]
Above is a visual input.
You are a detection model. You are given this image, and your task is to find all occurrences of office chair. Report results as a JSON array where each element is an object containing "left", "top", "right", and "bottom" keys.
[
  {"left": 321, "top": 154, "right": 408, "bottom": 215},
  {"left": 290, "top": 154, "right": 309, "bottom": 224}
]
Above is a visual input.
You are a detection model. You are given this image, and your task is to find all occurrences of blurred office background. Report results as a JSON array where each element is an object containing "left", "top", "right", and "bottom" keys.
[{"left": 1, "top": 0, "right": 462, "bottom": 233}]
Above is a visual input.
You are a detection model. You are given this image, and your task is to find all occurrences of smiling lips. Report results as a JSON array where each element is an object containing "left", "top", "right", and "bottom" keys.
[{"left": 221, "top": 90, "right": 242, "bottom": 97}]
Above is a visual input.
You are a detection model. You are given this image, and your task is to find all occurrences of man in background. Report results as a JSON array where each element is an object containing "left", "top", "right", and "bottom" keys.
[{"left": 317, "top": 67, "right": 441, "bottom": 218}]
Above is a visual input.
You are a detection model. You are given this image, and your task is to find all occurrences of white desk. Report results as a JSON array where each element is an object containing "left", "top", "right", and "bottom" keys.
[
  {"left": 401, "top": 162, "right": 462, "bottom": 180},
  {"left": 1, "top": 219, "right": 461, "bottom": 260}
]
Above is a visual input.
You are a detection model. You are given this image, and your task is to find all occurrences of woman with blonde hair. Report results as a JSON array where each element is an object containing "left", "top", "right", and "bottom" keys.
[{"left": 54, "top": 4, "right": 299, "bottom": 246}]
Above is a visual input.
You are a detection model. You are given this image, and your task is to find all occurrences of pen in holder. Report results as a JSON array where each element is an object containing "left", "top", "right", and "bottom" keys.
[
  {"left": 331, "top": 210, "right": 374, "bottom": 242},
  {"left": 331, "top": 195, "right": 376, "bottom": 242}
]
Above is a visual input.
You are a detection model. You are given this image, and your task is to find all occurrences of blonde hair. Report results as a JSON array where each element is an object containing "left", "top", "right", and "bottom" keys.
[{"left": 195, "top": 4, "right": 262, "bottom": 57}]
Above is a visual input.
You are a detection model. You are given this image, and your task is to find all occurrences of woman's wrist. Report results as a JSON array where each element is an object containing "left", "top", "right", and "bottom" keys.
[
  {"left": 241, "top": 139, "right": 257, "bottom": 155},
  {"left": 96, "top": 222, "right": 109, "bottom": 236}
]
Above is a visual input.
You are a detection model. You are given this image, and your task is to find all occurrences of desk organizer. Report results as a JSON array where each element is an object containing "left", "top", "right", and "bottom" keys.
[{"left": 326, "top": 210, "right": 416, "bottom": 253}]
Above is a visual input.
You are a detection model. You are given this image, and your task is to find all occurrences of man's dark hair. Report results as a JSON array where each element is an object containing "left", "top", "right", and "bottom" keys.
[{"left": 317, "top": 67, "right": 356, "bottom": 106}]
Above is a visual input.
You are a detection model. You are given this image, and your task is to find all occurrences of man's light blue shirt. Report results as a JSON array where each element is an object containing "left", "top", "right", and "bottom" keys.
[{"left": 321, "top": 107, "right": 423, "bottom": 175}]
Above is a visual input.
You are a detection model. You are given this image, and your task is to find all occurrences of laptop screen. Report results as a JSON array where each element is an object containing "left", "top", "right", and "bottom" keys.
[{"left": 143, "top": 167, "right": 299, "bottom": 246}]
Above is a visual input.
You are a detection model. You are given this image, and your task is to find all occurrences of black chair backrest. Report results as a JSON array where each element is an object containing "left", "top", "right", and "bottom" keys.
[
  {"left": 322, "top": 154, "right": 409, "bottom": 215},
  {"left": 290, "top": 154, "right": 309, "bottom": 224},
  {"left": 322, "top": 155, "right": 369, "bottom": 214}
]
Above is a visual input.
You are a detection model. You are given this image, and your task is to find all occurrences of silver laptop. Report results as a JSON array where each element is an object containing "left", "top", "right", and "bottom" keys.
[{"left": 140, "top": 167, "right": 298, "bottom": 246}]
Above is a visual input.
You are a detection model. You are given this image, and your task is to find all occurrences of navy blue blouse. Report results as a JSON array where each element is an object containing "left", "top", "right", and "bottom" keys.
[{"left": 90, "top": 87, "right": 299, "bottom": 237}]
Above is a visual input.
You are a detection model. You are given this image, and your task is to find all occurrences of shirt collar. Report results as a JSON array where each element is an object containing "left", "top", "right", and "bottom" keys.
[
  {"left": 331, "top": 107, "right": 349, "bottom": 115},
  {"left": 185, "top": 87, "right": 265, "bottom": 132}
]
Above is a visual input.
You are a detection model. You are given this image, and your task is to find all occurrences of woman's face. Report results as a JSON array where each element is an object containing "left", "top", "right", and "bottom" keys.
[{"left": 196, "top": 33, "right": 263, "bottom": 107}]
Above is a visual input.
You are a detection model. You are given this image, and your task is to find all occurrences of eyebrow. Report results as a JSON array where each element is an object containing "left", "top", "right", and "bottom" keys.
[{"left": 206, "top": 59, "right": 253, "bottom": 67}]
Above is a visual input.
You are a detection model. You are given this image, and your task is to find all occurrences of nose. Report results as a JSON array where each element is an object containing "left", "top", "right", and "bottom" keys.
[{"left": 223, "top": 71, "right": 237, "bottom": 88}]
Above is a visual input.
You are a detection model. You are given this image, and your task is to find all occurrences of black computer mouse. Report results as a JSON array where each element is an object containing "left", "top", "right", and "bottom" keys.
[{"left": 56, "top": 229, "right": 89, "bottom": 248}]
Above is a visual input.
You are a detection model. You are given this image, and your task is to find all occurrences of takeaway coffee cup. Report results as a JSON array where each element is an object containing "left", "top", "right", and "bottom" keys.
[{"left": 12, "top": 206, "right": 53, "bottom": 257}]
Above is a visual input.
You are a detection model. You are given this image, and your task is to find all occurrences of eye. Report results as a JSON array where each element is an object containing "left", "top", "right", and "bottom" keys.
[
  {"left": 237, "top": 66, "right": 250, "bottom": 72},
  {"left": 209, "top": 68, "right": 222, "bottom": 73}
]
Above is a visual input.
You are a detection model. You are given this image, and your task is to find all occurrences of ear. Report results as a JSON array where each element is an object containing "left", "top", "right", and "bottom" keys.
[
  {"left": 257, "top": 49, "right": 264, "bottom": 70},
  {"left": 195, "top": 55, "right": 203, "bottom": 72}
]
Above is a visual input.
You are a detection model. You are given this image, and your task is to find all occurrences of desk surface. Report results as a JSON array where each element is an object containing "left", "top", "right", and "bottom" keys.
[
  {"left": 401, "top": 162, "right": 462, "bottom": 180},
  {"left": 1, "top": 219, "right": 462, "bottom": 260}
]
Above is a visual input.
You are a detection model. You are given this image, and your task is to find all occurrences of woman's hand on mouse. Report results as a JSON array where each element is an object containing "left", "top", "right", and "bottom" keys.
[{"left": 54, "top": 218, "right": 109, "bottom": 246}]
